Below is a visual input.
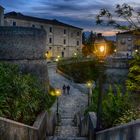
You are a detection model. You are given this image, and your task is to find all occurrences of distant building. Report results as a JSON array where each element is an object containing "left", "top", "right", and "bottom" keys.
[
  {"left": 116, "top": 31, "right": 140, "bottom": 57},
  {"left": 0, "top": 6, "right": 82, "bottom": 59}
]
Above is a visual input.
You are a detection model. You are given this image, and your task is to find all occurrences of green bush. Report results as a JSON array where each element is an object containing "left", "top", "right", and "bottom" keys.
[
  {"left": 85, "top": 85, "right": 133, "bottom": 129},
  {"left": 114, "top": 108, "right": 140, "bottom": 125},
  {"left": 57, "top": 60, "right": 99, "bottom": 83},
  {"left": 126, "top": 54, "right": 140, "bottom": 93},
  {"left": 0, "top": 62, "right": 55, "bottom": 125}
]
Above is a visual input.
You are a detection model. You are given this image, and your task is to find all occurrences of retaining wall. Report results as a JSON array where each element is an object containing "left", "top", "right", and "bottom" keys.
[{"left": 0, "top": 112, "right": 57, "bottom": 140}]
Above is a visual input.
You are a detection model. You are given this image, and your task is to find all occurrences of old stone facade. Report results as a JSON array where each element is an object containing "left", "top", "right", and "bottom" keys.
[
  {"left": 116, "top": 31, "right": 140, "bottom": 57},
  {"left": 3, "top": 11, "right": 82, "bottom": 59}
]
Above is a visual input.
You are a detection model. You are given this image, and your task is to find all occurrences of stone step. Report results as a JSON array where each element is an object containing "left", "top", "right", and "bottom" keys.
[
  {"left": 49, "top": 136, "right": 88, "bottom": 140},
  {"left": 55, "top": 126, "right": 79, "bottom": 137},
  {"left": 60, "top": 118, "right": 74, "bottom": 125}
]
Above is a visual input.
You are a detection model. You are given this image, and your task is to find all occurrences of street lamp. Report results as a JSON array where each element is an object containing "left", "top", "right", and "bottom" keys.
[
  {"left": 50, "top": 89, "right": 62, "bottom": 122},
  {"left": 86, "top": 81, "right": 93, "bottom": 106},
  {"left": 94, "top": 36, "right": 108, "bottom": 131}
]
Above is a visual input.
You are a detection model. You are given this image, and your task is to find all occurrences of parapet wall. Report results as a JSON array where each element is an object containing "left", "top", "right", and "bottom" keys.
[
  {"left": 0, "top": 26, "right": 47, "bottom": 60},
  {"left": 0, "top": 26, "right": 49, "bottom": 92}
]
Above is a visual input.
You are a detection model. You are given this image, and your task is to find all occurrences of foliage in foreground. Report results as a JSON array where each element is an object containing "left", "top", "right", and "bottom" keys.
[
  {"left": 126, "top": 54, "right": 140, "bottom": 93},
  {"left": 57, "top": 59, "right": 99, "bottom": 83},
  {"left": 0, "top": 62, "right": 55, "bottom": 125},
  {"left": 85, "top": 85, "right": 140, "bottom": 129}
]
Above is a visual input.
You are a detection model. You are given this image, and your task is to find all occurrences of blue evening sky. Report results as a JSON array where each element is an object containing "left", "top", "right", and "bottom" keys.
[{"left": 0, "top": 0, "right": 140, "bottom": 36}]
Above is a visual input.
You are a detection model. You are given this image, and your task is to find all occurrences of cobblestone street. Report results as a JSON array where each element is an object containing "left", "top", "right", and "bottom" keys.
[{"left": 48, "top": 65, "right": 88, "bottom": 139}]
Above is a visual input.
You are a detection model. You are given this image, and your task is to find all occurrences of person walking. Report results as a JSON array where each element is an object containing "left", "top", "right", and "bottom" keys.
[
  {"left": 62, "top": 84, "right": 66, "bottom": 95},
  {"left": 67, "top": 85, "right": 70, "bottom": 95}
]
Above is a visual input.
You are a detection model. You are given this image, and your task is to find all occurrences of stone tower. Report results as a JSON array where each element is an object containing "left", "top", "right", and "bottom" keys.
[{"left": 0, "top": 5, "right": 4, "bottom": 26}]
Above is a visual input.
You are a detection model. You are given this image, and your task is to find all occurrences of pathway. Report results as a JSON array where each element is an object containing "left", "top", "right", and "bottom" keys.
[{"left": 48, "top": 65, "right": 88, "bottom": 140}]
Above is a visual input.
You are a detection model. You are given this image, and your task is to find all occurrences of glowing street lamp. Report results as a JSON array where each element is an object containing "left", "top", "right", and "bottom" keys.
[
  {"left": 86, "top": 81, "right": 93, "bottom": 106},
  {"left": 94, "top": 34, "right": 108, "bottom": 131},
  {"left": 50, "top": 89, "right": 62, "bottom": 122},
  {"left": 135, "top": 49, "right": 138, "bottom": 53}
]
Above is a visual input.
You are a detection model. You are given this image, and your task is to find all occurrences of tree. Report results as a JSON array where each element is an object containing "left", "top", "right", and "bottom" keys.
[
  {"left": 96, "top": 3, "right": 140, "bottom": 94},
  {"left": 96, "top": 3, "right": 140, "bottom": 31}
]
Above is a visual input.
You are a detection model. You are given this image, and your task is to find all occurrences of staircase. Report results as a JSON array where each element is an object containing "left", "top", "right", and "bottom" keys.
[{"left": 48, "top": 108, "right": 87, "bottom": 140}]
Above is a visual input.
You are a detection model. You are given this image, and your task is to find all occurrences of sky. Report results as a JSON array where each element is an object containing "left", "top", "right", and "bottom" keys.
[{"left": 0, "top": 0, "right": 140, "bottom": 36}]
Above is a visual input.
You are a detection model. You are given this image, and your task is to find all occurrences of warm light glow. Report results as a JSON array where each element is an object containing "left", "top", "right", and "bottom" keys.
[
  {"left": 55, "top": 89, "right": 62, "bottom": 97},
  {"left": 99, "top": 46, "right": 105, "bottom": 53},
  {"left": 55, "top": 58, "right": 59, "bottom": 62},
  {"left": 114, "top": 49, "right": 117, "bottom": 53},
  {"left": 86, "top": 81, "right": 92, "bottom": 88},
  {"left": 50, "top": 91, "right": 55, "bottom": 96},
  {"left": 135, "top": 49, "right": 138, "bottom": 53},
  {"left": 45, "top": 52, "right": 48, "bottom": 58},
  {"left": 57, "top": 55, "right": 60, "bottom": 58},
  {"left": 74, "top": 52, "right": 77, "bottom": 56}
]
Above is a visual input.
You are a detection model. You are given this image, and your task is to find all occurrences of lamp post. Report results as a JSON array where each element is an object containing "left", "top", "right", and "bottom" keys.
[
  {"left": 94, "top": 35, "right": 107, "bottom": 131},
  {"left": 86, "top": 81, "right": 93, "bottom": 106},
  {"left": 50, "top": 89, "right": 62, "bottom": 123}
]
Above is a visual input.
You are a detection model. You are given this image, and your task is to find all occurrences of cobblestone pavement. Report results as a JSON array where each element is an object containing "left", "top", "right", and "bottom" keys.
[{"left": 48, "top": 66, "right": 88, "bottom": 139}]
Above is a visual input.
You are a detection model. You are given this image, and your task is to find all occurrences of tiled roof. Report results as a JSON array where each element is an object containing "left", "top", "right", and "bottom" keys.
[{"left": 4, "top": 12, "right": 83, "bottom": 30}]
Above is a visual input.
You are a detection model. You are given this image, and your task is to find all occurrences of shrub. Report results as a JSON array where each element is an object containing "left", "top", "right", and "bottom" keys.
[
  {"left": 85, "top": 85, "right": 133, "bottom": 129},
  {"left": 57, "top": 60, "right": 99, "bottom": 83},
  {"left": 0, "top": 62, "right": 55, "bottom": 125}
]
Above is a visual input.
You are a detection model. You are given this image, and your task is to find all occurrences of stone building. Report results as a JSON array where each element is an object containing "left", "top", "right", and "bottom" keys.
[
  {"left": 3, "top": 11, "right": 82, "bottom": 59},
  {"left": 116, "top": 31, "right": 140, "bottom": 57},
  {"left": 0, "top": 5, "right": 4, "bottom": 26}
]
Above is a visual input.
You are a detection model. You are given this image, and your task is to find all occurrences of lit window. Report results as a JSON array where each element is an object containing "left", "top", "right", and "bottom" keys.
[{"left": 13, "top": 21, "right": 16, "bottom": 26}]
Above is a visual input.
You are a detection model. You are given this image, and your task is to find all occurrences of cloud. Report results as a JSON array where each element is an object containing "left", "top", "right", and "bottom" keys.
[{"left": 1, "top": 0, "right": 140, "bottom": 35}]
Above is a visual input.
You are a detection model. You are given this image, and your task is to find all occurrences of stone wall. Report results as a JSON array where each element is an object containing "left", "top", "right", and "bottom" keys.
[
  {"left": 0, "top": 112, "right": 57, "bottom": 140},
  {"left": 0, "top": 26, "right": 47, "bottom": 59},
  {"left": 104, "top": 58, "right": 129, "bottom": 92},
  {"left": 4, "top": 17, "right": 82, "bottom": 58},
  {"left": 0, "top": 26, "right": 49, "bottom": 92},
  {"left": 96, "top": 119, "right": 140, "bottom": 140}
]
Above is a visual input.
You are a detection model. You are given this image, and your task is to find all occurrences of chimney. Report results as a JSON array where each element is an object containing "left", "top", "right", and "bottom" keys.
[{"left": 0, "top": 5, "right": 4, "bottom": 26}]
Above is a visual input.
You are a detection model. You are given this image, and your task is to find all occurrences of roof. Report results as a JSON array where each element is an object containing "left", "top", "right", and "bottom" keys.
[
  {"left": 4, "top": 12, "right": 83, "bottom": 30},
  {"left": 117, "top": 29, "right": 140, "bottom": 35},
  {"left": 0, "top": 5, "right": 4, "bottom": 9}
]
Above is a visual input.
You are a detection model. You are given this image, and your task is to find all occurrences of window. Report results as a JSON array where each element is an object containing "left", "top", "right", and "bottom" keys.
[
  {"left": 50, "top": 27, "right": 52, "bottom": 33},
  {"left": 49, "top": 38, "right": 52, "bottom": 44},
  {"left": 40, "top": 25, "right": 44, "bottom": 29},
  {"left": 64, "top": 29, "right": 66, "bottom": 34},
  {"left": 71, "top": 33, "right": 73, "bottom": 37},
  {"left": 49, "top": 47, "right": 52, "bottom": 50},
  {"left": 64, "top": 48, "right": 66, "bottom": 50},
  {"left": 32, "top": 24, "right": 35, "bottom": 28},
  {"left": 77, "top": 32, "right": 80, "bottom": 36},
  {"left": 120, "top": 39, "right": 126, "bottom": 45},
  {"left": 77, "top": 41, "right": 79, "bottom": 46},
  {"left": 13, "top": 21, "right": 16, "bottom": 26},
  {"left": 64, "top": 39, "right": 66, "bottom": 45},
  {"left": 128, "top": 37, "right": 132, "bottom": 41}
]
